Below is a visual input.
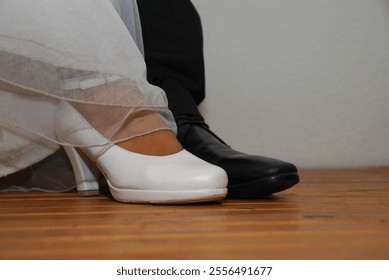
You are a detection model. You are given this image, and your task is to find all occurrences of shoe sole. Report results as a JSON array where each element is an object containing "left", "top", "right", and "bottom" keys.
[
  {"left": 226, "top": 173, "right": 299, "bottom": 199},
  {"left": 108, "top": 181, "right": 227, "bottom": 204}
]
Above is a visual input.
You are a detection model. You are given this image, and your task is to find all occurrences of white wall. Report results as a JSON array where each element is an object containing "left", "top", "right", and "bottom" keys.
[{"left": 192, "top": 0, "right": 389, "bottom": 168}]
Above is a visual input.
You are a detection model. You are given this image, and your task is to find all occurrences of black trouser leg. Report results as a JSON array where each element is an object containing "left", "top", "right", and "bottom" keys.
[
  {"left": 137, "top": 0, "right": 205, "bottom": 121},
  {"left": 136, "top": 0, "right": 299, "bottom": 198}
]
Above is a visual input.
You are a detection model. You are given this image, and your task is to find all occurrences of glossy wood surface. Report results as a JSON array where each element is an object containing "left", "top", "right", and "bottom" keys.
[{"left": 1, "top": 168, "right": 388, "bottom": 259}]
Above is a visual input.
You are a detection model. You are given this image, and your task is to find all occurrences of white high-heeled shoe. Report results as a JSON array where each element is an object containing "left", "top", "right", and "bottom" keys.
[{"left": 55, "top": 101, "right": 228, "bottom": 204}]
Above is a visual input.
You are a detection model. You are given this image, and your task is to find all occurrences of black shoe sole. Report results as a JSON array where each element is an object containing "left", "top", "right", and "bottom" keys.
[{"left": 226, "top": 173, "right": 299, "bottom": 199}]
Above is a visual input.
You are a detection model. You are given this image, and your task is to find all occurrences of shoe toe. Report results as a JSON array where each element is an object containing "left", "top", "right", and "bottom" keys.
[
  {"left": 190, "top": 164, "right": 228, "bottom": 190},
  {"left": 149, "top": 152, "right": 228, "bottom": 191}
]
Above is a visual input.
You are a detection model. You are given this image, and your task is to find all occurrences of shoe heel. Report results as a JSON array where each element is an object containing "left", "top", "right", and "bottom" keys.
[{"left": 63, "top": 146, "right": 100, "bottom": 196}]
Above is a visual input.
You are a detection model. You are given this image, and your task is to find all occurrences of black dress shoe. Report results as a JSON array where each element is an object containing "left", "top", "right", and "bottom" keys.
[{"left": 176, "top": 120, "right": 299, "bottom": 198}]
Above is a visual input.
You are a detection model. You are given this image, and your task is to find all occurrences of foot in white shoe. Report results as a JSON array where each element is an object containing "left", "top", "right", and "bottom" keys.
[{"left": 55, "top": 101, "right": 228, "bottom": 204}]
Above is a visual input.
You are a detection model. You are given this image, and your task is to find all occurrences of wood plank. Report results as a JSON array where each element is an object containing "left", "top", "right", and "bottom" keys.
[{"left": 1, "top": 168, "right": 388, "bottom": 259}]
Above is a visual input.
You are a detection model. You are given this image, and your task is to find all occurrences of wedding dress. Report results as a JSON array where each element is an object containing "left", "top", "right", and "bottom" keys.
[{"left": 0, "top": 0, "right": 177, "bottom": 192}]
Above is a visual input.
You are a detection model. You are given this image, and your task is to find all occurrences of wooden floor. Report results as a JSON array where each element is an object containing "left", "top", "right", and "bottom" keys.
[{"left": 0, "top": 168, "right": 388, "bottom": 260}]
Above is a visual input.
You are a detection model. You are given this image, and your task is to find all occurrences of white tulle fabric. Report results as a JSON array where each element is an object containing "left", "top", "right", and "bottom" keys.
[{"left": 0, "top": 0, "right": 176, "bottom": 191}]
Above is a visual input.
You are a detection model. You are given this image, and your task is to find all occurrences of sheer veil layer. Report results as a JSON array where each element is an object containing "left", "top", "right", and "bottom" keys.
[{"left": 0, "top": 0, "right": 176, "bottom": 191}]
